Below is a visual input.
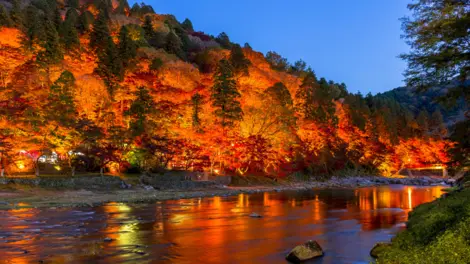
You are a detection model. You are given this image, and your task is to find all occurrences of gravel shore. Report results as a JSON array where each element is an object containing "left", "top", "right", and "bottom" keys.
[{"left": 0, "top": 176, "right": 452, "bottom": 210}]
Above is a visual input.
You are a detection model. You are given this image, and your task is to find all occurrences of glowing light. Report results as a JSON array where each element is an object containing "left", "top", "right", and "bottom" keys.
[
  {"left": 54, "top": 165, "right": 61, "bottom": 171},
  {"left": 19, "top": 150, "right": 27, "bottom": 154},
  {"left": 231, "top": 143, "right": 235, "bottom": 147},
  {"left": 18, "top": 162, "right": 25, "bottom": 170},
  {"left": 214, "top": 169, "right": 220, "bottom": 174}
]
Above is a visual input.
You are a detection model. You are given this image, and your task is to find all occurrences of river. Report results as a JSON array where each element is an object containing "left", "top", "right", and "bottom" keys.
[{"left": 0, "top": 185, "right": 444, "bottom": 264}]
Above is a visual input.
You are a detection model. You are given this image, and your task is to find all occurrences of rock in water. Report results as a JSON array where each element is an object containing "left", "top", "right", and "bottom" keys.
[
  {"left": 249, "top": 212, "right": 262, "bottom": 218},
  {"left": 104, "top": 237, "right": 113, "bottom": 242},
  {"left": 370, "top": 242, "right": 391, "bottom": 258},
  {"left": 286, "top": 240, "right": 323, "bottom": 262}
]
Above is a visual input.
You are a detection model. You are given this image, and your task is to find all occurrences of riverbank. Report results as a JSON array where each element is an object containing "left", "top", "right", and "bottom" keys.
[
  {"left": 0, "top": 175, "right": 452, "bottom": 210},
  {"left": 374, "top": 187, "right": 470, "bottom": 263}
]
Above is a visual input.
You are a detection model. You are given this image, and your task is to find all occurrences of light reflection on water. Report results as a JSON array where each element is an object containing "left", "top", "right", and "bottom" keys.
[{"left": 0, "top": 185, "right": 444, "bottom": 264}]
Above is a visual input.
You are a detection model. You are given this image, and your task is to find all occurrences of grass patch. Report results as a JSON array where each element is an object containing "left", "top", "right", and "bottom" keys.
[{"left": 377, "top": 188, "right": 470, "bottom": 263}]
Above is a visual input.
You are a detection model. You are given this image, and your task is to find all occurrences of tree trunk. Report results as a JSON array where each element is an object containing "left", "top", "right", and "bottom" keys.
[
  {"left": 71, "top": 166, "right": 75, "bottom": 177},
  {"left": 1, "top": 169, "right": 4, "bottom": 177},
  {"left": 100, "top": 167, "right": 104, "bottom": 177}
]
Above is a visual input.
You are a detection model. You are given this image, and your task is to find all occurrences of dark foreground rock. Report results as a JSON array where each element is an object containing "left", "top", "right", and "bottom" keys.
[
  {"left": 286, "top": 240, "right": 323, "bottom": 263},
  {"left": 370, "top": 242, "right": 391, "bottom": 258}
]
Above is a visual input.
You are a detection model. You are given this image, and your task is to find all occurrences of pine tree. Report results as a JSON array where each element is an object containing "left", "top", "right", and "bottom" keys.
[
  {"left": 430, "top": 110, "right": 447, "bottom": 138},
  {"left": 295, "top": 69, "right": 317, "bottom": 120},
  {"left": 60, "top": 9, "right": 80, "bottom": 50},
  {"left": 47, "top": 71, "right": 77, "bottom": 127},
  {"left": 116, "top": 0, "right": 130, "bottom": 14},
  {"left": 229, "top": 44, "right": 250, "bottom": 76},
  {"left": 118, "top": 26, "right": 137, "bottom": 69},
  {"left": 51, "top": 6, "right": 62, "bottom": 30},
  {"left": 181, "top": 18, "right": 193, "bottom": 32},
  {"left": 417, "top": 110, "right": 430, "bottom": 137},
  {"left": 126, "top": 86, "right": 155, "bottom": 136},
  {"left": 89, "top": 9, "right": 110, "bottom": 52},
  {"left": 164, "top": 31, "right": 183, "bottom": 58},
  {"left": 37, "top": 16, "right": 63, "bottom": 66},
  {"left": 77, "top": 10, "right": 94, "bottom": 33},
  {"left": 191, "top": 93, "right": 203, "bottom": 130},
  {"left": 95, "top": 38, "right": 123, "bottom": 95},
  {"left": 22, "top": 5, "right": 45, "bottom": 49},
  {"left": 9, "top": 0, "right": 23, "bottom": 28},
  {"left": 0, "top": 5, "right": 12, "bottom": 27},
  {"left": 211, "top": 59, "right": 243, "bottom": 127},
  {"left": 66, "top": 0, "right": 79, "bottom": 9},
  {"left": 216, "top": 32, "right": 231, "bottom": 49},
  {"left": 142, "top": 15, "right": 164, "bottom": 48}
]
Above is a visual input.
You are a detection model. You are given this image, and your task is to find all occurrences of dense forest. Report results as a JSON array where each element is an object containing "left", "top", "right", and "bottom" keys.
[{"left": 0, "top": 0, "right": 452, "bottom": 177}]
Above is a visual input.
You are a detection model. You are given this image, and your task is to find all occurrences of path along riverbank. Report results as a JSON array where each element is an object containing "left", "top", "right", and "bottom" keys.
[{"left": 0, "top": 176, "right": 453, "bottom": 210}]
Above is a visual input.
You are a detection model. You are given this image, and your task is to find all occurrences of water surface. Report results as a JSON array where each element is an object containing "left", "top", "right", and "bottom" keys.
[{"left": 0, "top": 185, "right": 444, "bottom": 263}]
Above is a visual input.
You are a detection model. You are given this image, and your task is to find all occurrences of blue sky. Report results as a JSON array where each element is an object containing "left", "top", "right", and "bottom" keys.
[{"left": 133, "top": 0, "right": 411, "bottom": 94}]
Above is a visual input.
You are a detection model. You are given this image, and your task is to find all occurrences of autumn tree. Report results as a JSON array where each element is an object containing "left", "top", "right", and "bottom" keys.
[
  {"left": 229, "top": 44, "right": 250, "bottom": 76},
  {"left": 211, "top": 59, "right": 243, "bottom": 128}
]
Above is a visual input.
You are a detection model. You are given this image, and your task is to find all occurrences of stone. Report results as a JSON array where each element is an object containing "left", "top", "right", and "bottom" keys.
[
  {"left": 104, "top": 237, "right": 113, "bottom": 242},
  {"left": 286, "top": 240, "right": 323, "bottom": 263},
  {"left": 249, "top": 212, "right": 262, "bottom": 218},
  {"left": 370, "top": 242, "right": 391, "bottom": 258}
]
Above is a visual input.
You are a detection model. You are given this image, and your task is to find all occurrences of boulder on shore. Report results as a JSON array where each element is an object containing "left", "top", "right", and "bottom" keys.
[
  {"left": 370, "top": 242, "right": 391, "bottom": 258},
  {"left": 286, "top": 240, "right": 323, "bottom": 263}
]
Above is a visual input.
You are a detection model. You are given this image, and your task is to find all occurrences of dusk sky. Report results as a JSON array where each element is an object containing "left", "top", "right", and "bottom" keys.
[{"left": 133, "top": 0, "right": 411, "bottom": 95}]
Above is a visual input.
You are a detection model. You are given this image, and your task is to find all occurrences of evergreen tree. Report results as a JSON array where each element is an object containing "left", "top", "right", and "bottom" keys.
[
  {"left": 149, "top": 58, "right": 164, "bottom": 73},
  {"left": 181, "top": 18, "right": 193, "bottom": 32},
  {"left": 89, "top": 10, "right": 110, "bottom": 52},
  {"left": 265, "top": 51, "right": 289, "bottom": 71},
  {"left": 211, "top": 59, "right": 243, "bottom": 127},
  {"left": 77, "top": 10, "right": 94, "bottom": 33},
  {"left": 191, "top": 93, "right": 203, "bottom": 130},
  {"left": 9, "top": 0, "right": 23, "bottom": 28},
  {"left": 216, "top": 32, "right": 231, "bottom": 49},
  {"left": 116, "top": 0, "right": 130, "bottom": 15},
  {"left": 66, "top": 0, "right": 79, "bottom": 9},
  {"left": 417, "top": 110, "right": 430, "bottom": 137},
  {"left": 126, "top": 86, "right": 155, "bottom": 137},
  {"left": 51, "top": 6, "right": 62, "bottom": 30},
  {"left": 130, "top": 3, "right": 141, "bottom": 16},
  {"left": 118, "top": 26, "right": 137, "bottom": 69},
  {"left": 229, "top": 44, "right": 250, "bottom": 76},
  {"left": 164, "top": 31, "right": 184, "bottom": 58},
  {"left": 23, "top": 5, "right": 45, "bottom": 49},
  {"left": 47, "top": 71, "right": 77, "bottom": 127},
  {"left": 430, "top": 110, "right": 447, "bottom": 138},
  {"left": 60, "top": 8, "right": 80, "bottom": 50},
  {"left": 0, "top": 5, "right": 12, "bottom": 27},
  {"left": 94, "top": 38, "right": 123, "bottom": 95},
  {"left": 142, "top": 15, "right": 164, "bottom": 48},
  {"left": 37, "top": 16, "right": 63, "bottom": 66},
  {"left": 295, "top": 69, "right": 317, "bottom": 120}
]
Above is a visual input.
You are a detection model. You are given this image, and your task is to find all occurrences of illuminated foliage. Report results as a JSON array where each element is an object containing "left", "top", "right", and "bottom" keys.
[{"left": 0, "top": 0, "right": 454, "bottom": 177}]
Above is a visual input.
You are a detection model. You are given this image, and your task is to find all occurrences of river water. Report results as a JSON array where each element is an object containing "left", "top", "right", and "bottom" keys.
[{"left": 0, "top": 185, "right": 444, "bottom": 264}]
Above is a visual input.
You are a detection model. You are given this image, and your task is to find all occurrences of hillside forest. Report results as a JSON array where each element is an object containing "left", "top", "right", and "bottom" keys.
[{"left": 0, "top": 0, "right": 454, "bottom": 177}]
